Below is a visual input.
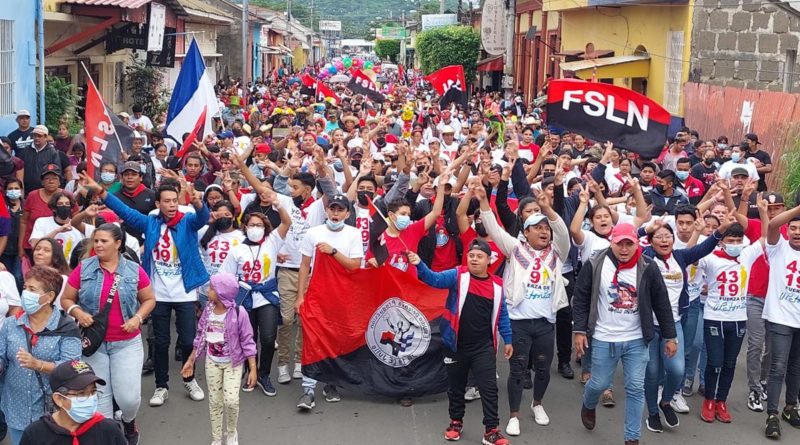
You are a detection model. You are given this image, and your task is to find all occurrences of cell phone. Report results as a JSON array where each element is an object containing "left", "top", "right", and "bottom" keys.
[{"left": 272, "top": 127, "right": 290, "bottom": 139}]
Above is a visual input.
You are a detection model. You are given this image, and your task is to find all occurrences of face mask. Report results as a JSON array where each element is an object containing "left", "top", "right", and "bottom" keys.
[
  {"left": 675, "top": 171, "right": 689, "bottom": 181},
  {"left": 233, "top": 129, "right": 243, "bottom": 137},
  {"left": 723, "top": 243, "right": 744, "bottom": 257},
  {"left": 718, "top": 143, "right": 728, "bottom": 150},
  {"left": 722, "top": 157, "right": 731, "bottom": 162},
  {"left": 333, "top": 159, "right": 344, "bottom": 172},
  {"left": 394, "top": 214, "right": 411, "bottom": 230},
  {"left": 654, "top": 184, "right": 665, "bottom": 194},
  {"left": 64, "top": 394, "right": 99, "bottom": 423},
  {"left": 214, "top": 217, "right": 233, "bottom": 231},
  {"left": 292, "top": 195, "right": 305, "bottom": 207},
  {"left": 6, "top": 189, "right": 21, "bottom": 200},
  {"left": 474, "top": 220, "right": 488, "bottom": 238},
  {"left": 100, "top": 172, "right": 115, "bottom": 184},
  {"left": 731, "top": 152, "right": 741, "bottom": 162},
  {"left": 326, "top": 219, "right": 345, "bottom": 231},
  {"left": 246, "top": 227, "right": 265, "bottom": 242},
  {"left": 357, "top": 191, "right": 374, "bottom": 206},
  {"left": 703, "top": 158, "right": 714, "bottom": 166},
  {"left": 55, "top": 206, "right": 71, "bottom": 220},
  {"left": 21, "top": 289, "right": 45, "bottom": 314},
  {"left": 351, "top": 159, "right": 361, "bottom": 170}
]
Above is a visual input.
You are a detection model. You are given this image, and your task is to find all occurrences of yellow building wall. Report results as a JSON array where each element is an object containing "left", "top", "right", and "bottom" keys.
[{"left": 557, "top": 5, "right": 692, "bottom": 115}]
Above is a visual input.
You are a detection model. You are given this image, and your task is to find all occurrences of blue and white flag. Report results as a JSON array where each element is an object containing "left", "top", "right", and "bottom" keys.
[{"left": 165, "top": 39, "right": 219, "bottom": 144}]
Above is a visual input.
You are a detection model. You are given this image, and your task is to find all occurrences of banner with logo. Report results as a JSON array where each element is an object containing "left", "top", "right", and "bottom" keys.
[
  {"left": 425, "top": 65, "right": 467, "bottom": 110},
  {"left": 300, "top": 253, "right": 449, "bottom": 397},
  {"left": 546, "top": 79, "right": 670, "bottom": 158},
  {"left": 84, "top": 76, "right": 133, "bottom": 179},
  {"left": 348, "top": 69, "right": 386, "bottom": 103}
]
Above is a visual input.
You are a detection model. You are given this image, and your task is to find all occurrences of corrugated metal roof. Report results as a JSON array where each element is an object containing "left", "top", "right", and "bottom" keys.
[
  {"left": 178, "top": 0, "right": 234, "bottom": 21},
  {"left": 61, "top": 0, "right": 153, "bottom": 8}
]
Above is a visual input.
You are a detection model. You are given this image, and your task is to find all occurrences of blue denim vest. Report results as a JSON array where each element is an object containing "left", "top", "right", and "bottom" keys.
[{"left": 77, "top": 255, "right": 140, "bottom": 321}]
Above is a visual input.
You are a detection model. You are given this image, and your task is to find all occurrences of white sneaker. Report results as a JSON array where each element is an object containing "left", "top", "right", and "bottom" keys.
[
  {"left": 464, "top": 387, "right": 481, "bottom": 401},
  {"left": 149, "top": 387, "right": 168, "bottom": 406},
  {"left": 184, "top": 379, "right": 205, "bottom": 401},
  {"left": 670, "top": 393, "right": 690, "bottom": 413},
  {"left": 114, "top": 409, "right": 122, "bottom": 421},
  {"left": 277, "top": 365, "right": 291, "bottom": 384},
  {"left": 531, "top": 403, "right": 550, "bottom": 425},
  {"left": 225, "top": 431, "right": 238, "bottom": 445},
  {"left": 292, "top": 362, "right": 303, "bottom": 379},
  {"left": 505, "top": 417, "right": 520, "bottom": 436},
  {"left": 212, "top": 440, "right": 222, "bottom": 445}
]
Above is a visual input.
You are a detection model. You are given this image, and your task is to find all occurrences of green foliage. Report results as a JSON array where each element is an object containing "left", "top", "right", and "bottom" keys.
[
  {"left": 416, "top": 25, "right": 480, "bottom": 81},
  {"left": 43, "top": 75, "right": 78, "bottom": 134},
  {"left": 779, "top": 129, "right": 800, "bottom": 206},
  {"left": 375, "top": 39, "right": 401, "bottom": 62},
  {"left": 124, "top": 55, "right": 170, "bottom": 119}
]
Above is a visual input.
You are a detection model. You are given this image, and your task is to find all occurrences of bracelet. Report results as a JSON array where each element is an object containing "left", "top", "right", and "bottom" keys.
[
  {"left": 38, "top": 361, "right": 45, "bottom": 372},
  {"left": 66, "top": 304, "right": 80, "bottom": 316},
  {"left": 133, "top": 314, "right": 144, "bottom": 324}
]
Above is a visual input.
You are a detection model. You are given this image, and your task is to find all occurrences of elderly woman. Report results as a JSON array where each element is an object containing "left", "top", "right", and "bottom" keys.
[
  {"left": 0, "top": 265, "right": 81, "bottom": 445},
  {"left": 61, "top": 224, "right": 155, "bottom": 445}
]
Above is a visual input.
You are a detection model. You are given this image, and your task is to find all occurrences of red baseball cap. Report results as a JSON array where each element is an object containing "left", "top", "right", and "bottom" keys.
[
  {"left": 610, "top": 223, "right": 638, "bottom": 244},
  {"left": 255, "top": 143, "right": 271, "bottom": 154}
]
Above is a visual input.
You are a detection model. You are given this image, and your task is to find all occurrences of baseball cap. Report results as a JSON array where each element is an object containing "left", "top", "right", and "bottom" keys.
[
  {"left": 764, "top": 192, "right": 785, "bottom": 206},
  {"left": 731, "top": 166, "right": 749, "bottom": 177},
  {"left": 255, "top": 143, "right": 271, "bottom": 154},
  {"left": 745, "top": 133, "right": 761, "bottom": 144},
  {"left": 610, "top": 223, "right": 639, "bottom": 244},
  {"left": 118, "top": 112, "right": 130, "bottom": 119},
  {"left": 327, "top": 194, "right": 350, "bottom": 209},
  {"left": 441, "top": 126, "right": 455, "bottom": 134},
  {"left": 49, "top": 360, "right": 106, "bottom": 392},
  {"left": 385, "top": 171, "right": 400, "bottom": 186},
  {"left": 217, "top": 130, "right": 234, "bottom": 139},
  {"left": 40, "top": 163, "right": 63, "bottom": 179},
  {"left": 16, "top": 110, "right": 31, "bottom": 118},
  {"left": 468, "top": 238, "right": 492, "bottom": 257},
  {"left": 523, "top": 213, "right": 549, "bottom": 230},
  {"left": 32, "top": 125, "right": 49, "bottom": 136},
  {"left": 132, "top": 130, "right": 144, "bottom": 140},
  {"left": 121, "top": 161, "right": 141, "bottom": 174}
]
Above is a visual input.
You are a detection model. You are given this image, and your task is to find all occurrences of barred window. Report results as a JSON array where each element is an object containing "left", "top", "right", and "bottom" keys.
[{"left": 0, "top": 20, "right": 14, "bottom": 116}]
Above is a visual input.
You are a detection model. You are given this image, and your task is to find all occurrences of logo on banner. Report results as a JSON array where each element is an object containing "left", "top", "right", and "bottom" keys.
[{"left": 366, "top": 298, "right": 431, "bottom": 368}]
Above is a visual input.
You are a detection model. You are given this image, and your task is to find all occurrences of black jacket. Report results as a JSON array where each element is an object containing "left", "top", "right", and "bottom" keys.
[
  {"left": 113, "top": 186, "right": 157, "bottom": 243},
  {"left": 20, "top": 415, "right": 127, "bottom": 445},
  {"left": 16, "top": 143, "right": 61, "bottom": 192},
  {"left": 572, "top": 248, "right": 676, "bottom": 344}
]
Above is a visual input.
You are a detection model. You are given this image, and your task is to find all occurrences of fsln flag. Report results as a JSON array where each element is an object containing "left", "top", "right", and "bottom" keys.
[
  {"left": 425, "top": 65, "right": 467, "bottom": 110},
  {"left": 546, "top": 79, "right": 670, "bottom": 158},
  {"left": 84, "top": 77, "right": 131, "bottom": 180},
  {"left": 348, "top": 69, "right": 386, "bottom": 103},
  {"left": 300, "top": 253, "right": 449, "bottom": 397},
  {"left": 299, "top": 73, "right": 317, "bottom": 97},
  {"left": 316, "top": 81, "right": 341, "bottom": 105},
  {"left": 165, "top": 39, "right": 219, "bottom": 143}
]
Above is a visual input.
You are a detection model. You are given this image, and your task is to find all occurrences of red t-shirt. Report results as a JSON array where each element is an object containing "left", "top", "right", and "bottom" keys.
[
  {"left": 518, "top": 142, "right": 540, "bottom": 162},
  {"left": 431, "top": 215, "right": 458, "bottom": 272},
  {"left": 22, "top": 189, "right": 79, "bottom": 250},
  {"left": 745, "top": 218, "right": 788, "bottom": 298},
  {"left": 384, "top": 219, "right": 427, "bottom": 278},
  {"left": 68, "top": 263, "right": 151, "bottom": 341},
  {"left": 459, "top": 228, "right": 506, "bottom": 276}
]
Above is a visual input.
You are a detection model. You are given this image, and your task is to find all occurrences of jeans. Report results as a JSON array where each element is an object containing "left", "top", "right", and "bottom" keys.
[
  {"left": 746, "top": 296, "right": 771, "bottom": 393},
  {"left": 0, "top": 254, "right": 22, "bottom": 292},
  {"left": 555, "top": 270, "right": 575, "bottom": 365},
  {"left": 766, "top": 323, "right": 800, "bottom": 414},
  {"left": 446, "top": 342, "right": 500, "bottom": 429},
  {"left": 684, "top": 301, "right": 705, "bottom": 387},
  {"left": 152, "top": 301, "right": 197, "bottom": 389},
  {"left": 704, "top": 319, "right": 746, "bottom": 401},
  {"left": 82, "top": 335, "right": 144, "bottom": 422},
  {"left": 248, "top": 304, "right": 279, "bottom": 378},
  {"left": 583, "top": 338, "right": 649, "bottom": 441},
  {"left": 9, "top": 427, "right": 22, "bottom": 445},
  {"left": 507, "top": 318, "right": 554, "bottom": 411},
  {"left": 645, "top": 324, "right": 685, "bottom": 415}
]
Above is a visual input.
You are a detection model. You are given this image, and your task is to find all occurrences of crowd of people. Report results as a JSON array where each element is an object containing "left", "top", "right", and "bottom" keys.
[{"left": 0, "top": 67, "right": 798, "bottom": 445}]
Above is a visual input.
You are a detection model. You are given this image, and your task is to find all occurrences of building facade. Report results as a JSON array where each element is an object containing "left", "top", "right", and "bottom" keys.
[{"left": 0, "top": 0, "right": 39, "bottom": 134}]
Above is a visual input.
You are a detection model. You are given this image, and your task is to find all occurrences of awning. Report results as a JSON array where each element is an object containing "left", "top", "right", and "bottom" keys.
[
  {"left": 559, "top": 55, "right": 650, "bottom": 79},
  {"left": 301, "top": 42, "right": 310, "bottom": 50},
  {"left": 179, "top": 0, "right": 234, "bottom": 23},
  {"left": 477, "top": 55, "right": 504, "bottom": 72},
  {"left": 277, "top": 44, "right": 292, "bottom": 54},
  {"left": 61, "top": 0, "right": 151, "bottom": 8},
  {"left": 260, "top": 45, "right": 281, "bottom": 54}
]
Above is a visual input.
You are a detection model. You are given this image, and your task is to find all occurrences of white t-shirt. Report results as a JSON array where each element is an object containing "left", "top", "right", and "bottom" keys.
[
  {"left": 206, "top": 310, "right": 231, "bottom": 363},
  {"left": 0, "top": 271, "right": 21, "bottom": 329},
  {"left": 354, "top": 206, "right": 372, "bottom": 259},
  {"left": 717, "top": 159, "right": 759, "bottom": 182},
  {"left": 674, "top": 234, "right": 708, "bottom": 302},
  {"left": 219, "top": 231, "right": 284, "bottom": 309},
  {"left": 128, "top": 115, "right": 154, "bottom": 131},
  {"left": 29, "top": 217, "right": 91, "bottom": 262},
  {"left": 594, "top": 257, "right": 642, "bottom": 342},
  {"left": 698, "top": 243, "right": 763, "bottom": 322},
  {"left": 763, "top": 238, "right": 800, "bottom": 329},
  {"left": 151, "top": 225, "right": 197, "bottom": 302},
  {"left": 299, "top": 224, "right": 363, "bottom": 274},
  {"left": 652, "top": 254, "right": 684, "bottom": 323},
  {"left": 233, "top": 136, "right": 250, "bottom": 156},
  {"left": 279, "top": 194, "right": 325, "bottom": 268},
  {"left": 509, "top": 247, "right": 558, "bottom": 323},
  {"left": 577, "top": 230, "right": 610, "bottom": 264},
  {"left": 198, "top": 227, "right": 245, "bottom": 276}
]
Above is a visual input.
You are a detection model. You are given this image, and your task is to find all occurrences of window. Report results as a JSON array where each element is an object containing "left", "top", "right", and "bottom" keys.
[
  {"left": 0, "top": 20, "right": 14, "bottom": 116},
  {"left": 784, "top": 49, "right": 797, "bottom": 93}
]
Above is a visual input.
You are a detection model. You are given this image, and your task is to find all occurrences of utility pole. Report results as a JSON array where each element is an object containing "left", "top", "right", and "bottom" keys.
[
  {"left": 440, "top": 0, "right": 445, "bottom": 14},
  {"left": 242, "top": 0, "right": 248, "bottom": 85},
  {"left": 504, "top": 0, "right": 515, "bottom": 95}
]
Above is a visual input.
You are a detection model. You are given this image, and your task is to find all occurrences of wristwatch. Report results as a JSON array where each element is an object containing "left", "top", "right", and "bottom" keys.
[{"left": 330, "top": 248, "right": 338, "bottom": 256}]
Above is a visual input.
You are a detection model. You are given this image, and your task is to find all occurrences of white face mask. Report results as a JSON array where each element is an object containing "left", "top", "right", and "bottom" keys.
[{"left": 246, "top": 227, "right": 265, "bottom": 242}]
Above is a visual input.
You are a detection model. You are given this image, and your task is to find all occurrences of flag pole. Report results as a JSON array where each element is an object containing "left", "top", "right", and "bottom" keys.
[
  {"left": 80, "top": 62, "right": 127, "bottom": 154},
  {"left": 366, "top": 195, "right": 410, "bottom": 252}
]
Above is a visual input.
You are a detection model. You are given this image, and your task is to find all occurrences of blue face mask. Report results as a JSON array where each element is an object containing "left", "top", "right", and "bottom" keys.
[
  {"left": 64, "top": 393, "right": 99, "bottom": 423},
  {"left": 723, "top": 243, "right": 744, "bottom": 257},
  {"left": 394, "top": 215, "right": 411, "bottom": 230},
  {"left": 5, "top": 189, "right": 21, "bottom": 200},
  {"left": 21, "top": 289, "right": 45, "bottom": 314},
  {"left": 731, "top": 152, "right": 741, "bottom": 162},
  {"left": 326, "top": 219, "right": 345, "bottom": 231},
  {"left": 675, "top": 171, "right": 689, "bottom": 181},
  {"left": 100, "top": 172, "right": 116, "bottom": 184}
]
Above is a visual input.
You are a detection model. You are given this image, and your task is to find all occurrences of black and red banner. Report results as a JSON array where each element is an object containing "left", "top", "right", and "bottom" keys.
[
  {"left": 425, "top": 65, "right": 467, "bottom": 110},
  {"left": 300, "top": 254, "right": 449, "bottom": 397},
  {"left": 348, "top": 69, "right": 386, "bottom": 103},
  {"left": 546, "top": 79, "right": 670, "bottom": 158},
  {"left": 85, "top": 79, "right": 133, "bottom": 179}
]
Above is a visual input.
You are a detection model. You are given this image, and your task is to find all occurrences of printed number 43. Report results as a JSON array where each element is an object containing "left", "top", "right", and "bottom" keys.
[{"left": 716, "top": 270, "right": 740, "bottom": 297}]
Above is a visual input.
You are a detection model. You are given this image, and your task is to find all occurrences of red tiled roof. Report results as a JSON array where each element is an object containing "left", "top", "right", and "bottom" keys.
[{"left": 60, "top": 0, "right": 152, "bottom": 8}]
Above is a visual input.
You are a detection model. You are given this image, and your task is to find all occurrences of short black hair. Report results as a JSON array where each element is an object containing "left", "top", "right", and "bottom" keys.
[
  {"left": 658, "top": 169, "right": 676, "bottom": 182},
  {"left": 387, "top": 198, "right": 411, "bottom": 213},
  {"left": 640, "top": 161, "right": 658, "bottom": 172},
  {"left": 722, "top": 223, "right": 744, "bottom": 239},
  {"left": 676, "top": 157, "right": 692, "bottom": 166},
  {"left": 357, "top": 175, "right": 378, "bottom": 189},
  {"left": 132, "top": 104, "right": 143, "bottom": 113},
  {"left": 291, "top": 172, "right": 316, "bottom": 189},
  {"left": 673, "top": 204, "right": 697, "bottom": 219},
  {"left": 156, "top": 184, "right": 179, "bottom": 201}
]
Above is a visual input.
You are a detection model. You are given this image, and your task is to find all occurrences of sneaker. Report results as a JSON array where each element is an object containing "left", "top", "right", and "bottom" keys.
[
  {"left": 697, "top": 384, "right": 705, "bottom": 397},
  {"left": 671, "top": 393, "right": 690, "bottom": 414},
  {"left": 531, "top": 403, "right": 550, "bottom": 426},
  {"left": 292, "top": 362, "right": 303, "bottom": 379},
  {"left": 114, "top": 410, "right": 123, "bottom": 421},
  {"left": 646, "top": 414, "right": 663, "bottom": 433},
  {"left": 682, "top": 379, "right": 694, "bottom": 397},
  {"left": 482, "top": 428, "right": 509, "bottom": 445},
  {"left": 601, "top": 389, "right": 615, "bottom": 407},
  {"left": 212, "top": 440, "right": 222, "bottom": 445},
  {"left": 174, "top": 347, "right": 183, "bottom": 362},
  {"left": 225, "top": 431, "right": 238, "bottom": 445},
  {"left": 241, "top": 373, "right": 254, "bottom": 392},
  {"left": 257, "top": 376, "right": 277, "bottom": 397},
  {"left": 762, "top": 389, "right": 768, "bottom": 401},
  {"left": 184, "top": 379, "right": 205, "bottom": 401},
  {"left": 123, "top": 419, "right": 139, "bottom": 445},
  {"left": 660, "top": 403, "right": 679, "bottom": 428},
  {"left": 141, "top": 358, "right": 154, "bottom": 375},
  {"left": 277, "top": 365, "right": 291, "bottom": 384},
  {"left": 444, "top": 420, "right": 463, "bottom": 441},
  {"left": 522, "top": 371, "right": 533, "bottom": 389},
  {"left": 783, "top": 405, "right": 800, "bottom": 428},
  {"left": 297, "top": 391, "right": 315, "bottom": 410},
  {"left": 465, "top": 387, "right": 481, "bottom": 401},
  {"left": 323, "top": 384, "right": 341, "bottom": 402},
  {"left": 149, "top": 387, "right": 168, "bottom": 407},
  {"left": 748, "top": 390, "right": 765, "bottom": 412},
  {"left": 505, "top": 417, "right": 520, "bottom": 436},
  {"left": 700, "top": 399, "right": 715, "bottom": 423},
  {"left": 766, "top": 414, "right": 782, "bottom": 438},
  {"left": 715, "top": 401, "right": 732, "bottom": 423},
  {"left": 558, "top": 362, "right": 574, "bottom": 379}
]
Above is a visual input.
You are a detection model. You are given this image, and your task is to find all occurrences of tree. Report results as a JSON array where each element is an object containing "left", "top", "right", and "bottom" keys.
[
  {"left": 124, "top": 54, "right": 170, "bottom": 119},
  {"left": 416, "top": 25, "right": 480, "bottom": 81},
  {"left": 43, "top": 75, "right": 79, "bottom": 134},
  {"left": 375, "top": 39, "right": 401, "bottom": 62}
]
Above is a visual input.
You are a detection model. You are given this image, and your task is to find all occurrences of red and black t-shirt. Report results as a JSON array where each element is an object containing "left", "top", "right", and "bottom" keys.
[{"left": 457, "top": 274, "right": 495, "bottom": 349}]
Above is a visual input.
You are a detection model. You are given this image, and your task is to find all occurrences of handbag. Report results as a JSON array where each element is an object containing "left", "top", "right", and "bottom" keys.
[
  {"left": 81, "top": 272, "right": 121, "bottom": 357},
  {"left": 24, "top": 331, "right": 56, "bottom": 414}
]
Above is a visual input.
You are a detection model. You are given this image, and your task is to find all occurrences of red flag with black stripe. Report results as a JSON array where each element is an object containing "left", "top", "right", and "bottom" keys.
[
  {"left": 300, "top": 254, "right": 448, "bottom": 397},
  {"left": 546, "top": 79, "right": 670, "bottom": 158},
  {"left": 424, "top": 65, "right": 467, "bottom": 110}
]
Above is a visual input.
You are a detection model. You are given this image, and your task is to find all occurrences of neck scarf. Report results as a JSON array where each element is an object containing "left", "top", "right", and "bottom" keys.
[
  {"left": 162, "top": 211, "right": 185, "bottom": 229},
  {"left": 612, "top": 246, "right": 642, "bottom": 285},
  {"left": 70, "top": 412, "right": 105, "bottom": 445}
]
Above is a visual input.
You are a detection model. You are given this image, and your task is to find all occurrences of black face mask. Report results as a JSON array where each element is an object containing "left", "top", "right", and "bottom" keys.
[
  {"left": 654, "top": 184, "right": 665, "bottom": 194},
  {"left": 357, "top": 190, "right": 375, "bottom": 206},
  {"left": 703, "top": 158, "right": 714, "bottom": 166},
  {"left": 215, "top": 217, "right": 233, "bottom": 231},
  {"left": 55, "top": 206, "right": 71, "bottom": 220},
  {"left": 232, "top": 129, "right": 243, "bottom": 137},
  {"left": 292, "top": 195, "right": 305, "bottom": 207},
  {"left": 351, "top": 159, "right": 361, "bottom": 170},
  {"left": 474, "top": 220, "right": 488, "bottom": 238}
]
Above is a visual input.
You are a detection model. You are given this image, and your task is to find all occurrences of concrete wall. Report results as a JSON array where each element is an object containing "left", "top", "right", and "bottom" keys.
[
  {"left": 0, "top": 1, "right": 39, "bottom": 134},
  {"left": 690, "top": 0, "right": 800, "bottom": 92}
]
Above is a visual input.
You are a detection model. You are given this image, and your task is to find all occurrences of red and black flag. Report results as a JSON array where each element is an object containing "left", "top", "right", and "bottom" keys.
[
  {"left": 348, "top": 69, "right": 386, "bottom": 103},
  {"left": 425, "top": 65, "right": 467, "bottom": 110},
  {"left": 546, "top": 79, "right": 670, "bottom": 158},
  {"left": 299, "top": 73, "right": 317, "bottom": 97},
  {"left": 366, "top": 195, "right": 390, "bottom": 265},
  {"left": 84, "top": 75, "right": 133, "bottom": 180},
  {"left": 300, "top": 253, "right": 449, "bottom": 397},
  {"left": 316, "top": 81, "right": 341, "bottom": 105}
]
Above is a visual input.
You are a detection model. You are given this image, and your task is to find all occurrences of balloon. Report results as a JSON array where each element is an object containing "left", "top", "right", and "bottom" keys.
[
  {"left": 334, "top": 61, "right": 344, "bottom": 71},
  {"left": 328, "top": 65, "right": 337, "bottom": 74},
  {"left": 364, "top": 61, "right": 374, "bottom": 70},
  {"left": 343, "top": 57, "right": 352, "bottom": 69},
  {"left": 373, "top": 64, "right": 381, "bottom": 74},
  {"left": 353, "top": 58, "right": 363, "bottom": 68}
]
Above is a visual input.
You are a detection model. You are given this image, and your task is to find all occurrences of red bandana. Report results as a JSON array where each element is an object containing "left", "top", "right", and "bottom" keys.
[
  {"left": 121, "top": 183, "right": 146, "bottom": 198},
  {"left": 613, "top": 246, "right": 642, "bottom": 285},
  {"left": 163, "top": 211, "right": 185, "bottom": 229},
  {"left": 71, "top": 413, "right": 106, "bottom": 445}
]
